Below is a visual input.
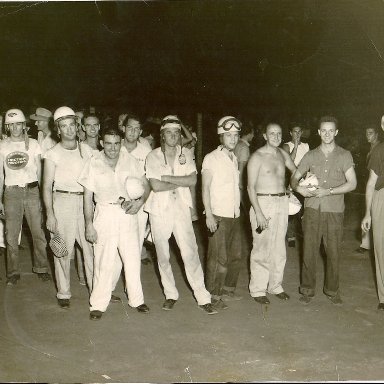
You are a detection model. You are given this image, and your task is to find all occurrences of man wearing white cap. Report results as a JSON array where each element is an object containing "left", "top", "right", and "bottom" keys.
[
  {"left": 145, "top": 115, "right": 217, "bottom": 315},
  {"left": 42, "top": 106, "right": 94, "bottom": 308},
  {"left": 29, "top": 107, "right": 56, "bottom": 155},
  {"left": 79, "top": 127, "right": 150, "bottom": 320},
  {"left": 248, "top": 123, "right": 296, "bottom": 305},
  {"left": 202, "top": 116, "right": 243, "bottom": 310},
  {"left": 0, "top": 109, "right": 51, "bottom": 285}
]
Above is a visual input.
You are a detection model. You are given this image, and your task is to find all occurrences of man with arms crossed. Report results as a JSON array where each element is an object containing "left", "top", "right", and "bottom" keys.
[
  {"left": 291, "top": 116, "right": 356, "bottom": 305},
  {"left": 247, "top": 123, "right": 296, "bottom": 305}
]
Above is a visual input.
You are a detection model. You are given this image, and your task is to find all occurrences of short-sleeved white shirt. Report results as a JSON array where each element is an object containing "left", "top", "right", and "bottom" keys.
[
  {"left": 44, "top": 143, "right": 91, "bottom": 192},
  {"left": 37, "top": 131, "right": 56, "bottom": 155},
  {"left": 144, "top": 146, "right": 196, "bottom": 215},
  {"left": 78, "top": 149, "right": 144, "bottom": 204},
  {"left": 285, "top": 141, "right": 309, "bottom": 166},
  {"left": 121, "top": 141, "right": 151, "bottom": 174},
  {"left": 0, "top": 138, "right": 41, "bottom": 186},
  {"left": 202, "top": 146, "right": 240, "bottom": 218}
]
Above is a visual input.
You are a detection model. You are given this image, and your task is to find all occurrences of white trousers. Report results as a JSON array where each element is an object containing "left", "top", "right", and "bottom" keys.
[
  {"left": 90, "top": 204, "right": 144, "bottom": 311},
  {"left": 53, "top": 193, "right": 94, "bottom": 299},
  {"left": 138, "top": 206, "right": 149, "bottom": 260},
  {"left": 249, "top": 196, "right": 288, "bottom": 297},
  {"left": 149, "top": 197, "right": 211, "bottom": 305}
]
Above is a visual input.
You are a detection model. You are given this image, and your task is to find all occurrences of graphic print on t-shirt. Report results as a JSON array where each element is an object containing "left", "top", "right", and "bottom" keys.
[{"left": 6, "top": 151, "right": 29, "bottom": 170}]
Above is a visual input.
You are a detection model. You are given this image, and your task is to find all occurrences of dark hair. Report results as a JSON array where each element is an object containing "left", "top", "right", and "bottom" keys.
[
  {"left": 122, "top": 113, "right": 141, "bottom": 127},
  {"left": 319, "top": 116, "right": 338, "bottom": 128},
  {"left": 289, "top": 123, "right": 303, "bottom": 132},
  {"left": 241, "top": 124, "right": 254, "bottom": 136},
  {"left": 101, "top": 127, "right": 122, "bottom": 141},
  {"left": 365, "top": 125, "right": 380, "bottom": 134},
  {"left": 83, "top": 113, "right": 100, "bottom": 124}
]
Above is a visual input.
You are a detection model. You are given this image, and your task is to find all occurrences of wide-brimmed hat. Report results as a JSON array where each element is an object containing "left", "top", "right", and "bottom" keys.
[{"left": 30, "top": 107, "right": 52, "bottom": 121}]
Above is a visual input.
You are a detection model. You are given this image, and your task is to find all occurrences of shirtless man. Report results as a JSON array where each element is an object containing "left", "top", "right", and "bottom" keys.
[{"left": 247, "top": 123, "right": 296, "bottom": 305}]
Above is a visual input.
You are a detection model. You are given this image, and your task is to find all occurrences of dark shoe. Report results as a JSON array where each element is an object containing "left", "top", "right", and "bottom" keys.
[
  {"left": 275, "top": 292, "right": 290, "bottom": 300},
  {"left": 299, "top": 294, "right": 313, "bottom": 304},
  {"left": 253, "top": 296, "right": 270, "bottom": 305},
  {"left": 6, "top": 274, "right": 20, "bottom": 286},
  {"left": 58, "top": 298, "right": 70, "bottom": 309},
  {"left": 212, "top": 299, "right": 229, "bottom": 310},
  {"left": 38, "top": 273, "right": 52, "bottom": 282},
  {"left": 377, "top": 303, "right": 384, "bottom": 311},
  {"left": 326, "top": 294, "right": 343, "bottom": 306},
  {"left": 110, "top": 294, "right": 122, "bottom": 303},
  {"left": 90, "top": 310, "right": 102, "bottom": 320},
  {"left": 136, "top": 304, "right": 150, "bottom": 313},
  {"left": 355, "top": 247, "right": 369, "bottom": 254},
  {"left": 141, "top": 257, "right": 152, "bottom": 265},
  {"left": 162, "top": 299, "right": 177, "bottom": 311},
  {"left": 199, "top": 303, "right": 218, "bottom": 315},
  {"left": 221, "top": 290, "right": 243, "bottom": 302},
  {"left": 288, "top": 239, "right": 296, "bottom": 248}
]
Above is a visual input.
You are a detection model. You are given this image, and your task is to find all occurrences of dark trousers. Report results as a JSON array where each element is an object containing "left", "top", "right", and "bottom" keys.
[
  {"left": 300, "top": 208, "right": 344, "bottom": 297},
  {"left": 206, "top": 216, "right": 242, "bottom": 298}
]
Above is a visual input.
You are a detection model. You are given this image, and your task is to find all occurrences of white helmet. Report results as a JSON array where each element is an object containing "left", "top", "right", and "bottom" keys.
[
  {"left": 5, "top": 109, "right": 26, "bottom": 124},
  {"left": 160, "top": 115, "right": 182, "bottom": 131},
  {"left": 125, "top": 177, "right": 145, "bottom": 200},
  {"left": 217, "top": 116, "right": 242, "bottom": 134},
  {"left": 53, "top": 106, "right": 76, "bottom": 123}
]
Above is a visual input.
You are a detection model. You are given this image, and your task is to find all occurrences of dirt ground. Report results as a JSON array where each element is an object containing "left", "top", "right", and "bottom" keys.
[{"left": 1, "top": 192, "right": 384, "bottom": 382}]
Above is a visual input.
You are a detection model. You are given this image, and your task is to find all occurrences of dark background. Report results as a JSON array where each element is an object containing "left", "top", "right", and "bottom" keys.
[{"left": 1, "top": 0, "right": 384, "bottom": 151}]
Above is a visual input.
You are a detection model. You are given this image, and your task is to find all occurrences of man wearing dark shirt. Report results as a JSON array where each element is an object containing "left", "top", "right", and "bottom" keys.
[{"left": 291, "top": 116, "right": 356, "bottom": 305}]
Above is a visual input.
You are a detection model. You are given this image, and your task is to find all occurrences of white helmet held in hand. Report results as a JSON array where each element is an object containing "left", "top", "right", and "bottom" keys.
[{"left": 125, "top": 177, "right": 145, "bottom": 200}]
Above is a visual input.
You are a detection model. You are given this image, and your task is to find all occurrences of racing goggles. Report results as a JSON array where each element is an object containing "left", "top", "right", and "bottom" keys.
[
  {"left": 217, "top": 117, "right": 242, "bottom": 133},
  {"left": 161, "top": 118, "right": 182, "bottom": 130}
]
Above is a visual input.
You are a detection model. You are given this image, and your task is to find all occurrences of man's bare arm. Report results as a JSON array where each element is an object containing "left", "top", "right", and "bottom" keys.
[
  {"left": 42, "top": 158, "right": 57, "bottom": 233},
  {"left": 362, "top": 169, "right": 378, "bottom": 232},
  {"left": 149, "top": 178, "right": 178, "bottom": 192},
  {"left": 161, "top": 172, "right": 197, "bottom": 187}
]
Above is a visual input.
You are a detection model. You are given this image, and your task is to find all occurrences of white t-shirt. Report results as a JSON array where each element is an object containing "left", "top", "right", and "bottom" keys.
[
  {"left": 144, "top": 146, "right": 196, "bottom": 216},
  {"left": 285, "top": 141, "right": 310, "bottom": 166},
  {"left": 0, "top": 138, "right": 41, "bottom": 186},
  {"left": 44, "top": 143, "right": 91, "bottom": 192},
  {"left": 202, "top": 146, "right": 240, "bottom": 218},
  {"left": 78, "top": 149, "right": 144, "bottom": 204}
]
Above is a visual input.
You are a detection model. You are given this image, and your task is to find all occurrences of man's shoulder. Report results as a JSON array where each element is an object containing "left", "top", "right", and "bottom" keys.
[{"left": 146, "top": 147, "right": 162, "bottom": 161}]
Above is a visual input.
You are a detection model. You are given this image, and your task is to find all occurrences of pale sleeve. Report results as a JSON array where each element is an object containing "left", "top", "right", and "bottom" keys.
[
  {"left": 77, "top": 157, "right": 95, "bottom": 192},
  {"left": 201, "top": 153, "right": 213, "bottom": 173},
  {"left": 145, "top": 151, "right": 162, "bottom": 180}
]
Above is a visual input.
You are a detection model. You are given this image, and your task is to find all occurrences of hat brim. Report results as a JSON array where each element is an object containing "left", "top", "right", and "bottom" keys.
[{"left": 30, "top": 114, "right": 50, "bottom": 121}]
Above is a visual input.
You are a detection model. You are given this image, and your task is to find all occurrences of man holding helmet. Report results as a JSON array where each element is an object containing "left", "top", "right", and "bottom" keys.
[
  {"left": 0, "top": 109, "right": 51, "bottom": 285},
  {"left": 42, "top": 106, "right": 94, "bottom": 308},
  {"left": 145, "top": 115, "right": 216, "bottom": 315},
  {"left": 79, "top": 127, "right": 150, "bottom": 320},
  {"left": 202, "top": 116, "right": 243, "bottom": 310}
]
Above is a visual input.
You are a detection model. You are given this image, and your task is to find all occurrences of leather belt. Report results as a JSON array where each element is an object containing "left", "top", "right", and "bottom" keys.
[
  {"left": 256, "top": 192, "right": 288, "bottom": 197},
  {"left": 55, "top": 190, "right": 84, "bottom": 195},
  {"left": 7, "top": 181, "right": 38, "bottom": 189}
]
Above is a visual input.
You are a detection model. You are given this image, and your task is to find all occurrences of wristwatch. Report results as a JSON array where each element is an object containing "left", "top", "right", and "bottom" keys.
[{"left": 329, "top": 187, "right": 334, "bottom": 195}]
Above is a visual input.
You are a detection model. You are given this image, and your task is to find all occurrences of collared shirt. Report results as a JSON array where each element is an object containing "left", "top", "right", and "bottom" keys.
[
  {"left": 285, "top": 141, "right": 309, "bottom": 166},
  {"left": 368, "top": 142, "right": 384, "bottom": 191},
  {"left": 202, "top": 146, "right": 240, "bottom": 218},
  {"left": 144, "top": 146, "right": 196, "bottom": 215},
  {"left": 37, "top": 131, "right": 56, "bottom": 155},
  {"left": 234, "top": 138, "right": 250, "bottom": 163},
  {"left": 0, "top": 138, "right": 41, "bottom": 186},
  {"left": 121, "top": 141, "right": 151, "bottom": 174},
  {"left": 78, "top": 149, "right": 143, "bottom": 204},
  {"left": 297, "top": 145, "right": 354, "bottom": 213}
]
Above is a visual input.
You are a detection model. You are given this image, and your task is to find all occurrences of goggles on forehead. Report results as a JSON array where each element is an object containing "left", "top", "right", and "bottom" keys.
[
  {"left": 218, "top": 117, "right": 242, "bottom": 131},
  {"left": 161, "top": 118, "right": 181, "bottom": 127}
]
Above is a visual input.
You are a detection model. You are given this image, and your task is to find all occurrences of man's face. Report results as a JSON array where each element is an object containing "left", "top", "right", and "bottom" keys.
[
  {"left": 124, "top": 118, "right": 142, "bottom": 143},
  {"left": 220, "top": 132, "right": 239, "bottom": 151},
  {"left": 58, "top": 117, "right": 77, "bottom": 141},
  {"left": 7, "top": 122, "right": 25, "bottom": 138},
  {"left": 35, "top": 120, "right": 49, "bottom": 131},
  {"left": 318, "top": 122, "right": 338, "bottom": 144},
  {"left": 84, "top": 116, "right": 100, "bottom": 139},
  {"left": 290, "top": 126, "right": 302, "bottom": 142},
  {"left": 162, "top": 127, "right": 181, "bottom": 147},
  {"left": 366, "top": 128, "right": 378, "bottom": 144},
  {"left": 263, "top": 124, "right": 282, "bottom": 147},
  {"left": 103, "top": 134, "right": 121, "bottom": 160}
]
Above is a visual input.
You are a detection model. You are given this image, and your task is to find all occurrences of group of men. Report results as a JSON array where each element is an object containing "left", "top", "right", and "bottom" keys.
[{"left": 3, "top": 105, "right": 384, "bottom": 319}]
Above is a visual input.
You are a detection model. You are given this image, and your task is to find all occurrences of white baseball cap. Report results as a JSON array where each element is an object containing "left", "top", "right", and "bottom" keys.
[
  {"left": 5, "top": 109, "right": 26, "bottom": 124},
  {"left": 217, "top": 116, "right": 242, "bottom": 134}
]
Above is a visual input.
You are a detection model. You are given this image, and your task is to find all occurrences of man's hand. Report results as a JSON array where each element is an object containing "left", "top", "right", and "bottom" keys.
[
  {"left": 0, "top": 202, "right": 4, "bottom": 217},
  {"left": 256, "top": 211, "right": 270, "bottom": 231},
  {"left": 296, "top": 185, "right": 316, "bottom": 198},
  {"left": 122, "top": 199, "right": 143, "bottom": 215},
  {"left": 361, "top": 215, "right": 371, "bottom": 233},
  {"left": 46, "top": 213, "right": 58, "bottom": 233},
  {"left": 313, "top": 187, "right": 331, "bottom": 198},
  {"left": 206, "top": 213, "right": 218, "bottom": 233},
  {"left": 85, "top": 223, "right": 98, "bottom": 244}
]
